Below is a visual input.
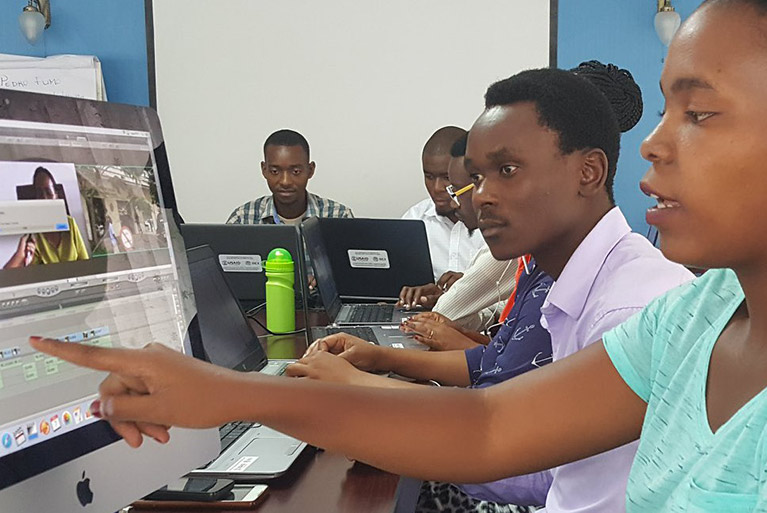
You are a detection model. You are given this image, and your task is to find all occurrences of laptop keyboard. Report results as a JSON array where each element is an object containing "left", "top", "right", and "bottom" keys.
[
  {"left": 219, "top": 421, "right": 258, "bottom": 453},
  {"left": 318, "top": 326, "right": 379, "bottom": 344},
  {"left": 347, "top": 304, "right": 395, "bottom": 323}
]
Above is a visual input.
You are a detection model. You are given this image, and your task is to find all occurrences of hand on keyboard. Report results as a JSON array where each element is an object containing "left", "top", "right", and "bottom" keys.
[
  {"left": 302, "top": 332, "right": 383, "bottom": 372},
  {"left": 285, "top": 351, "right": 370, "bottom": 386}
]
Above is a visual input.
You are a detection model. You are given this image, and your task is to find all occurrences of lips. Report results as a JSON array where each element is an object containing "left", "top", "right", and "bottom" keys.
[
  {"left": 640, "top": 182, "right": 682, "bottom": 227},
  {"left": 639, "top": 182, "right": 681, "bottom": 211},
  {"left": 477, "top": 215, "right": 506, "bottom": 237}
]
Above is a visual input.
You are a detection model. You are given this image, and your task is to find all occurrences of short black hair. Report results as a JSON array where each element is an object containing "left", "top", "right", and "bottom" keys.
[
  {"left": 485, "top": 68, "right": 628, "bottom": 204},
  {"left": 263, "top": 129, "right": 310, "bottom": 160},
  {"left": 450, "top": 132, "right": 468, "bottom": 158},
  {"left": 423, "top": 126, "right": 467, "bottom": 157},
  {"left": 33, "top": 166, "right": 56, "bottom": 185}
]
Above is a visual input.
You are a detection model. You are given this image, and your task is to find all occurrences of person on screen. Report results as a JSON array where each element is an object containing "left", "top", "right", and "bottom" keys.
[
  {"left": 4, "top": 166, "right": 89, "bottom": 268},
  {"left": 402, "top": 126, "right": 486, "bottom": 281},
  {"left": 3, "top": 234, "right": 36, "bottom": 269},
  {"left": 106, "top": 215, "right": 119, "bottom": 252},
  {"left": 226, "top": 129, "right": 353, "bottom": 225}
]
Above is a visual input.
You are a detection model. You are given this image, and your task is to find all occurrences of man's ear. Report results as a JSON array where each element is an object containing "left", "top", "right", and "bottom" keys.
[
  {"left": 578, "top": 148, "right": 608, "bottom": 198},
  {"left": 308, "top": 161, "right": 316, "bottom": 179},
  {"left": 260, "top": 161, "right": 267, "bottom": 178}
]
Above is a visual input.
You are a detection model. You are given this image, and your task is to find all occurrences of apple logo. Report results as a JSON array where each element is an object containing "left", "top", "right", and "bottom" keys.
[{"left": 76, "top": 471, "right": 94, "bottom": 507}]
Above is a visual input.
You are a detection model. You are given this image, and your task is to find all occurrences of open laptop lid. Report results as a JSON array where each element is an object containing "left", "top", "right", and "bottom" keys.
[
  {"left": 186, "top": 245, "right": 268, "bottom": 373},
  {"left": 311, "top": 218, "right": 434, "bottom": 300},
  {"left": 181, "top": 224, "right": 308, "bottom": 307},
  {"left": 301, "top": 217, "right": 342, "bottom": 320}
]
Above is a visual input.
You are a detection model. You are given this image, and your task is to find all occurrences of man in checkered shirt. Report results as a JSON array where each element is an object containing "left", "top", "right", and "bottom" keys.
[{"left": 227, "top": 129, "right": 353, "bottom": 225}]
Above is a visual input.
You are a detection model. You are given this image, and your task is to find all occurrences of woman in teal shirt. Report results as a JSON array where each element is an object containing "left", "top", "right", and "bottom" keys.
[{"left": 28, "top": 1, "right": 767, "bottom": 511}]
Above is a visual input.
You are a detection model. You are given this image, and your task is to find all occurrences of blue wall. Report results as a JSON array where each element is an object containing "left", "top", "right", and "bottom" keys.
[
  {"left": 558, "top": 0, "right": 701, "bottom": 235},
  {"left": 0, "top": 0, "right": 149, "bottom": 106}
]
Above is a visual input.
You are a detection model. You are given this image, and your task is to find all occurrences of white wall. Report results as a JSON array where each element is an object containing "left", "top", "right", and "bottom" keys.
[{"left": 153, "top": 1, "right": 550, "bottom": 222}]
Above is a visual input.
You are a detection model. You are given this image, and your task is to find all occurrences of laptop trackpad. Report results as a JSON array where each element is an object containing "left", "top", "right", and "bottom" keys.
[{"left": 237, "top": 438, "right": 303, "bottom": 469}]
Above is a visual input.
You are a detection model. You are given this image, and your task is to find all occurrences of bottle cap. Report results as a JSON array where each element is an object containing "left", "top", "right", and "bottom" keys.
[{"left": 264, "top": 247, "right": 294, "bottom": 272}]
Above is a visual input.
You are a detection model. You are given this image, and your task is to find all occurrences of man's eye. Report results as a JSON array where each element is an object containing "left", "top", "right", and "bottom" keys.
[{"left": 501, "top": 165, "right": 518, "bottom": 176}]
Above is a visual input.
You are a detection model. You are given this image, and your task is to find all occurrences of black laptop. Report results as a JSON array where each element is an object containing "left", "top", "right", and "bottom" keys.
[
  {"left": 181, "top": 224, "right": 309, "bottom": 311},
  {"left": 303, "top": 218, "right": 434, "bottom": 301},
  {"left": 185, "top": 245, "right": 308, "bottom": 479},
  {"left": 302, "top": 217, "right": 419, "bottom": 326}
]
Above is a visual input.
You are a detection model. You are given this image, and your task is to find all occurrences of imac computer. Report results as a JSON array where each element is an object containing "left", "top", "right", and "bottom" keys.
[{"left": 0, "top": 89, "right": 219, "bottom": 512}]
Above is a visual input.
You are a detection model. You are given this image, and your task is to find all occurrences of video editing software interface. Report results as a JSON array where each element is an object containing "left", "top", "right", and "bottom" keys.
[{"left": 0, "top": 119, "right": 188, "bottom": 487}]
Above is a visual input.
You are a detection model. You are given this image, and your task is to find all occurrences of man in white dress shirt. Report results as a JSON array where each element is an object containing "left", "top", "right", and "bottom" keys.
[{"left": 402, "top": 127, "right": 486, "bottom": 281}]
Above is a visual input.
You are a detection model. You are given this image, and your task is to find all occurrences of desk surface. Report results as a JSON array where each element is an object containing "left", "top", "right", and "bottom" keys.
[{"left": 132, "top": 309, "right": 403, "bottom": 512}]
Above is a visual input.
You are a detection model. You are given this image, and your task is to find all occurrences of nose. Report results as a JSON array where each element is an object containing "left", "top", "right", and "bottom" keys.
[
  {"left": 471, "top": 175, "right": 494, "bottom": 211},
  {"left": 435, "top": 176, "right": 451, "bottom": 195},
  {"left": 278, "top": 171, "right": 293, "bottom": 187},
  {"left": 640, "top": 116, "right": 673, "bottom": 165}
]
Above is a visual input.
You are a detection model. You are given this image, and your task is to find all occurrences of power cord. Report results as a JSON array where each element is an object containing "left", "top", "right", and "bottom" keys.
[
  {"left": 482, "top": 259, "right": 515, "bottom": 335},
  {"left": 245, "top": 302, "right": 307, "bottom": 336}
]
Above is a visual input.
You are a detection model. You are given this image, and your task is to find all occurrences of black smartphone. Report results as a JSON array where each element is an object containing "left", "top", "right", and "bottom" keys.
[{"left": 143, "top": 477, "right": 235, "bottom": 502}]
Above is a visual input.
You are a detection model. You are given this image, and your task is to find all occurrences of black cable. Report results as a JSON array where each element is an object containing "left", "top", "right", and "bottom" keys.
[{"left": 244, "top": 302, "right": 307, "bottom": 336}]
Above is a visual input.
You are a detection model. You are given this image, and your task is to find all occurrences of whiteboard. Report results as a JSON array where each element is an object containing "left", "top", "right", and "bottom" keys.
[
  {"left": 153, "top": 1, "right": 551, "bottom": 222},
  {"left": 0, "top": 54, "right": 106, "bottom": 100}
]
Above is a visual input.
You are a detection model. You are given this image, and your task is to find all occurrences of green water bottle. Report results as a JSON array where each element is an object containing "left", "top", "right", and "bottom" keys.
[{"left": 265, "top": 247, "right": 295, "bottom": 333}]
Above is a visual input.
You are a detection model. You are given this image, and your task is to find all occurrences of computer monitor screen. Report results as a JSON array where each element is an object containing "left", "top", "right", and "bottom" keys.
[{"left": 0, "top": 90, "right": 217, "bottom": 513}]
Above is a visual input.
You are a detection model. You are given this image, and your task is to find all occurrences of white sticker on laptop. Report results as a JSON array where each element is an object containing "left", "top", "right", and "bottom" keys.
[
  {"left": 218, "top": 254, "right": 262, "bottom": 273},
  {"left": 227, "top": 456, "right": 259, "bottom": 472},
  {"left": 347, "top": 249, "right": 390, "bottom": 269}
]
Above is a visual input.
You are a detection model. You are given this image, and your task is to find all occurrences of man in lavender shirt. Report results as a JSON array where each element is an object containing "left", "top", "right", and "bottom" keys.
[
  {"left": 460, "top": 207, "right": 693, "bottom": 512},
  {"left": 291, "top": 65, "right": 694, "bottom": 512}
]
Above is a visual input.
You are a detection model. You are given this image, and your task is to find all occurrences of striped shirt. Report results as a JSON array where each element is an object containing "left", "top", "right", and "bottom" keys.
[
  {"left": 226, "top": 192, "right": 353, "bottom": 225},
  {"left": 432, "top": 247, "right": 517, "bottom": 331}
]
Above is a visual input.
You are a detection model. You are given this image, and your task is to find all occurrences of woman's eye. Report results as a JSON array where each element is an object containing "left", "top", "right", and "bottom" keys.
[{"left": 687, "top": 111, "right": 715, "bottom": 123}]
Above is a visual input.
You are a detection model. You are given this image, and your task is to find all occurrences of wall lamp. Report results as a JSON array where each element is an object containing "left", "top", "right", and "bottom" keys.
[
  {"left": 19, "top": 0, "right": 51, "bottom": 45},
  {"left": 655, "top": 0, "right": 681, "bottom": 46}
]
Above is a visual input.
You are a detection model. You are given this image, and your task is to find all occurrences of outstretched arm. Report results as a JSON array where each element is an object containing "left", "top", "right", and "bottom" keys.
[{"left": 30, "top": 336, "right": 646, "bottom": 484}]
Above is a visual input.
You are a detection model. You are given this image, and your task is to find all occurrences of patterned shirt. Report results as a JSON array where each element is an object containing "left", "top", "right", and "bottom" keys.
[
  {"left": 226, "top": 192, "right": 353, "bottom": 225},
  {"left": 460, "top": 262, "right": 554, "bottom": 506},
  {"left": 604, "top": 269, "right": 767, "bottom": 512},
  {"left": 464, "top": 263, "right": 553, "bottom": 389}
]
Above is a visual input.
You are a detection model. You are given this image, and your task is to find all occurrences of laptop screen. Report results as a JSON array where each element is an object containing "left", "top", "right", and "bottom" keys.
[
  {"left": 301, "top": 218, "right": 341, "bottom": 319},
  {"left": 186, "top": 246, "right": 268, "bottom": 372}
]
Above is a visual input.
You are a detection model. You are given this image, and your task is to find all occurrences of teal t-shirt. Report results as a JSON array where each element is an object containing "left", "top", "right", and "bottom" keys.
[{"left": 603, "top": 268, "right": 767, "bottom": 513}]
